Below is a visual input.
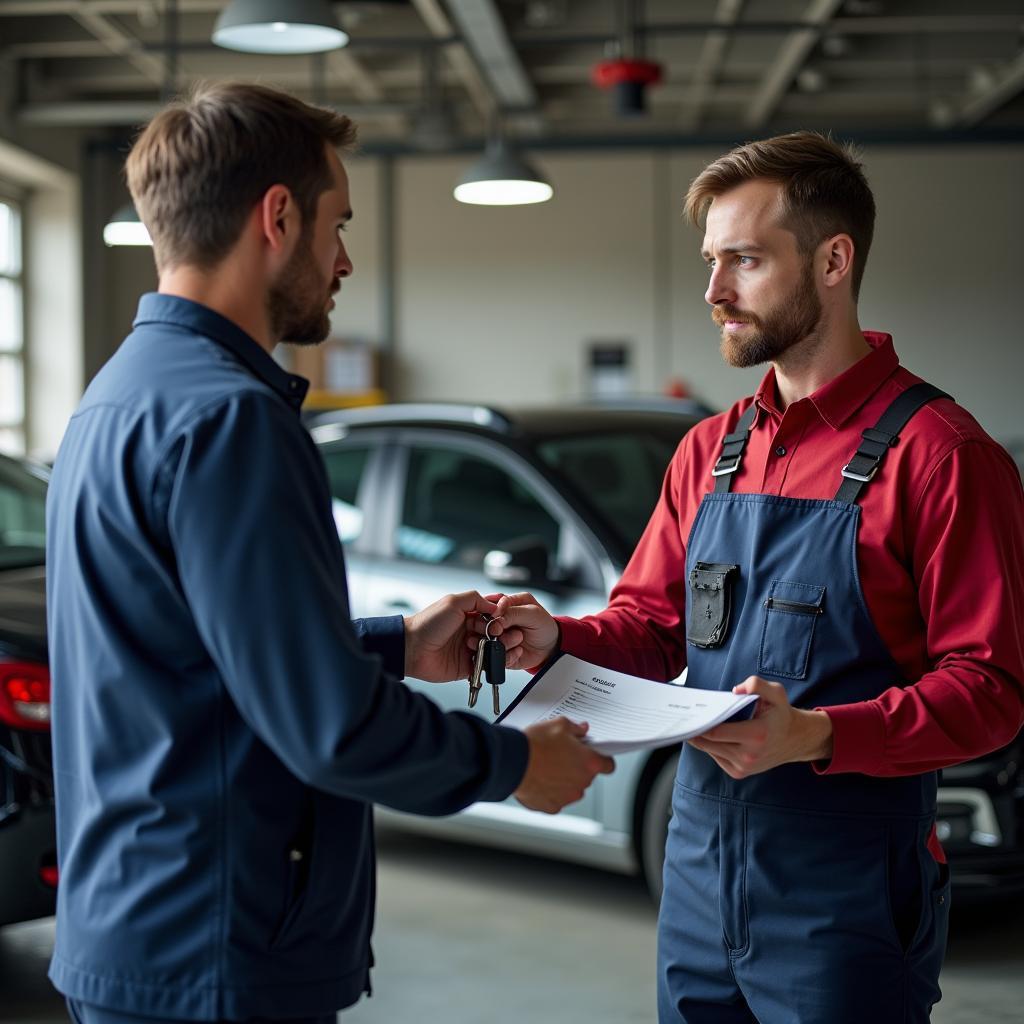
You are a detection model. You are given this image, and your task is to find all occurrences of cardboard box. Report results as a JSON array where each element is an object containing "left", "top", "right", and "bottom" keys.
[{"left": 284, "top": 338, "right": 378, "bottom": 393}]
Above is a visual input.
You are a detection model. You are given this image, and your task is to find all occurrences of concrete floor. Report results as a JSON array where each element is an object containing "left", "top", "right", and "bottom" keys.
[{"left": 2, "top": 826, "right": 1022, "bottom": 1024}]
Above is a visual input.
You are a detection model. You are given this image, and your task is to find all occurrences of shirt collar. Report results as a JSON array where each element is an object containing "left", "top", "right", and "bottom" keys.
[
  {"left": 133, "top": 292, "right": 309, "bottom": 410},
  {"left": 754, "top": 331, "right": 900, "bottom": 430}
]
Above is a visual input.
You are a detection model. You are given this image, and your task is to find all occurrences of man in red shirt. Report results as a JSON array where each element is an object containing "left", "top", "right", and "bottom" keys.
[{"left": 484, "top": 132, "right": 1024, "bottom": 1023}]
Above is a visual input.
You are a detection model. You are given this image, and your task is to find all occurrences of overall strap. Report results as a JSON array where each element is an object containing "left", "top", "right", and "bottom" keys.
[
  {"left": 711, "top": 401, "right": 758, "bottom": 493},
  {"left": 834, "top": 382, "right": 952, "bottom": 504}
]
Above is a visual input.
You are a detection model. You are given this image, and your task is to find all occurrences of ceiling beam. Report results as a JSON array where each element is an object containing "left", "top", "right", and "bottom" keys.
[
  {"left": 745, "top": 0, "right": 844, "bottom": 129},
  {"left": 2, "top": 37, "right": 454, "bottom": 61},
  {"left": 2, "top": 40, "right": 116, "bottom": 58},
  {"left": 0, "top": 0, "right": 220, "bottom": 13},
  {"left": 328, "top": 51, "right": 384, "bottom": 104},
  {"left": 509, "top": 16, "right": 1024, "bottom": 47},
  {"left": 408, "top": 0, "right": 493, "bottom": 121},
  {"left": 325, "top": 50, "right": 410, "bottom": 134},
  {"left": 826, "top": 15, "right": 1024, "bottom": 36},
  {"left": 444, "top": 0, "right": 537, "bottom": 110},
  {"left": 18, "top": 98, "right": 417, "bottom": 127},
  {"left": 681, "top": 0, "right": 745, "bottom": 132},
  {"left": 952, "top": 50, "right": 1024, "bottom": 129},
  {"left": 70, "top": 7, "right": 166, "bottom": 86}
]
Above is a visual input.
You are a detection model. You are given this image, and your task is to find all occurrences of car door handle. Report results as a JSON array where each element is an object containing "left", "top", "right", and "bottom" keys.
[{"left": 382, "top": 599, "right": 414, "bottom": 612}]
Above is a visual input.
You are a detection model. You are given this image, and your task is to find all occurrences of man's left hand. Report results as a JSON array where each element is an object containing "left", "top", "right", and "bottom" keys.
[
  {"left": 404, "top": 591, "right": 524, "bottom": 683},
  {"left": 687, "top": 677, "right": 834, "bottom": 779}
]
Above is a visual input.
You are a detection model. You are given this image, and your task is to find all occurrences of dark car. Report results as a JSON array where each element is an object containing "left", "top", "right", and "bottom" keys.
[
  {"left": 307, "top": 402, "right": 1024, "bottom": 900},
  {"left": 0, "top": 452, "right": 56, "bottom": 926}
]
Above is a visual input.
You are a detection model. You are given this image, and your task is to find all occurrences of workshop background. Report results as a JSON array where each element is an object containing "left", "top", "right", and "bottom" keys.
[{"left": 1, "top": 2, "right": 1023, "bottom": 1023}]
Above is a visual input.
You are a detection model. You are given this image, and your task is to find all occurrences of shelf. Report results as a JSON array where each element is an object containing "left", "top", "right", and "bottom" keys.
[{"left": 303, "top": 388, "right": 388, "bottom": 410}]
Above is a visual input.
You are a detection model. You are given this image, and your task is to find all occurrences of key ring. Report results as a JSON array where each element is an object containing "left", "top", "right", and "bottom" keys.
[{"left": 484, "top": 617, "right": 498, "bottom": 642}]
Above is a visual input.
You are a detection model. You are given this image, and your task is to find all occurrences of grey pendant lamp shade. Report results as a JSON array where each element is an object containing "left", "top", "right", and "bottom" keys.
[
  {"left": 454, "top": 139, "right": 553, "bottom": 206},
  {"left": 213, "top": 0, "right": 348, "bottom": 54},
  {"left": 103, "top": 203, "right": 152, "bottom": 247}
]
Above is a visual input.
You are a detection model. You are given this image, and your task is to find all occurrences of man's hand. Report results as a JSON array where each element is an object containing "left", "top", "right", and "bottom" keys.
[
  {"left": 514, "top": 718, "right": 615, "bottom": 813},
  {"left": 405, "top": 591, "right": 506, "bottom": 682},
  {"left": 687, "top": 676, "right": 834, "bottom": 779},
  {"left": 466, "top": 592, "right": 560, "bottom": 670}
]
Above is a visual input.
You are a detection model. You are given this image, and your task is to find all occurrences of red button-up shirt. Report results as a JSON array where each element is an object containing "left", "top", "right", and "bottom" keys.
[{"left": 558, "top": 333, "right": 1024, "bottom": 857}]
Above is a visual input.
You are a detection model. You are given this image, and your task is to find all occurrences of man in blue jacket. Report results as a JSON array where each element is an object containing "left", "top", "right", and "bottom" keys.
[{"left": 46, "top": 82, "right": 613, "bottom": 1024}]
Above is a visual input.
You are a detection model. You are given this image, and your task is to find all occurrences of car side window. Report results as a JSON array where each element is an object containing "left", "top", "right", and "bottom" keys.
[
  {"left": 536, "top": 432, "right": 677, "bottom": 554},
  {"left": 320, "top": 445, "right": 370, "bottom": 544},
  {"left": 399, "top": 446, "right": 560, "bottom": 569},
  {"left": 0, "top": 459, "right": 46, "bottom": 569}
]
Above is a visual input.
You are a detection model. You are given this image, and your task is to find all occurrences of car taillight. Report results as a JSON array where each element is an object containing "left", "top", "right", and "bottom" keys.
[{"left": 0, "top": 661, "right": 51, "bottom": 731}]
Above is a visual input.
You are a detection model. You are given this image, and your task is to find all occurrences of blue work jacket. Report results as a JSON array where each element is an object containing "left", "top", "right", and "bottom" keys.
[{"left": 45, "top": 293, "right": 528, "bottom": 1021}]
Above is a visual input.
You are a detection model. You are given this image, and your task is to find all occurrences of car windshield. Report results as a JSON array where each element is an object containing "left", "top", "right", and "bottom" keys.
[
  {"left": 0, "top": 456, "right": 47, "bottom": 570},
  {"left": 534, "top": 430, "right": 681, "bottom": 560}
]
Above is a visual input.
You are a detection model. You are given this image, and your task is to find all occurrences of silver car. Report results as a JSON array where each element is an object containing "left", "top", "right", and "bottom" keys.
[{"left": 308, "top": 402, "right": 703, "bottom": 899}]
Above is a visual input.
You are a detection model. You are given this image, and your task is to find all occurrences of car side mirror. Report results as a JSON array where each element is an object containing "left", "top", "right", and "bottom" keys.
[{"left": 483, "top": 537, "right": 551, "bottom": 588}]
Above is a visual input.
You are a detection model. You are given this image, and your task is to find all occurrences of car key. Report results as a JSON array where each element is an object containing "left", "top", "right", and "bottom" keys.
[
  {"left": 468, "top": 636, "right": 486, "bottom": 709},
  {"left": 482, "top": 619, "right": 506, "bottom": 715}
]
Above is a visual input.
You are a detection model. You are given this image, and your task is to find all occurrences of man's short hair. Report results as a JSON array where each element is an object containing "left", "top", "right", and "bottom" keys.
[
  {"left": 684, "top": 131, "right": 876, "bottom": 300},
  {"left": 126, "top": 82, "right": 357, "bottom": 272}
]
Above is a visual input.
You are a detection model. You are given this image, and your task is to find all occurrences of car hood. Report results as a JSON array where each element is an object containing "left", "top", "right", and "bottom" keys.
[{"left": 0, "top": 565, "right": 48, "bottom": 663}]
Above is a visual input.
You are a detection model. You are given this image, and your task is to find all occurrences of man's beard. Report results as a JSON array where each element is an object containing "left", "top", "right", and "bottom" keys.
[
  {"left": 712, "top": 260, "right": 823, "bottom": 369},
  {"left": 268, "top": 233, "right": 337, "bottom": 346}
]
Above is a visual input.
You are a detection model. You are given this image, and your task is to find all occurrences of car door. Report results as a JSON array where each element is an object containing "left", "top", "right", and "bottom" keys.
[
  {"left": 362, "top": 429, "right": 611, "bottom": 821},
  {"left": 315, "top": 428, "right": 392, "bottom": 621}
]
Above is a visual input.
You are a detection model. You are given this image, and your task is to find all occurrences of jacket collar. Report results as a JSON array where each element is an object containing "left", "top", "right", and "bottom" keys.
[{"left": 133, "top": 292, "right": 309, "bottom": 410}]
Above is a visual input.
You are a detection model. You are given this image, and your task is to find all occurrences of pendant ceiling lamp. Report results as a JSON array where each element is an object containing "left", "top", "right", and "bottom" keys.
[
  {"left": 103, "top": 203, "right": 152, "bottom": 247},
  {"left": 454, "top": 138, "right": 553, "bottom": 207},
  {"left": 104, "top": 0, "right": 173, "bottom": 247},
  {"left": 213, "top": 0, "right": 349, "bottom": 54}
]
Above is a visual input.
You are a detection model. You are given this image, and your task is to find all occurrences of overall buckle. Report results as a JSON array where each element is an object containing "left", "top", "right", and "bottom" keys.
[
  {"left": 840, "top": 462, "right": 879, "bottom": 484},
  {"left": 712, "top": 453, "right": 743, "bottom": 478}
]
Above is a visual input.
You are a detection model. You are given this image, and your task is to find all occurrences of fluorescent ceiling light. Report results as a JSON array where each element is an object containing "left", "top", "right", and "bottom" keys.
[
  {"left": 103, "top": 203, "right": 152, "bottom": 247},
  {"left": 213, "top": 0, "right": 348, "bottom": 55},
  {"left": 454, "top": 140, "right": 553, "bottom": 206}
]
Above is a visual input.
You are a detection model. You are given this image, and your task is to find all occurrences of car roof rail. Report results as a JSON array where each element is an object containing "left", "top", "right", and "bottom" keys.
[
  {"left": 584, "top": 396, "right": 714, "bottom": 417},
  {"left": 308, "top": 402, "right": 516, "bottom": 442}
]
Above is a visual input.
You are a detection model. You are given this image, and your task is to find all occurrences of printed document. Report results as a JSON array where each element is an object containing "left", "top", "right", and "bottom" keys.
[{"left": 497, "top": 654, "right": 758, "bottom": 755}]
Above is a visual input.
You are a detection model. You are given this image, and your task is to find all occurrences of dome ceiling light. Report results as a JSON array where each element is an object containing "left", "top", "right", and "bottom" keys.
[
  {"left": 103, "top": 203, "right": 152, "bottom": 247},
  {"left": 454, "top": 139, "right": 553, "bottom": 207},
  {"left": 212, "top": 0, "right": 349, "bottom": 55}
]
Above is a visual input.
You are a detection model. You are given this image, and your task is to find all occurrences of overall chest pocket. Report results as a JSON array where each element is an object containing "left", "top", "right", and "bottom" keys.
[
  {"left": 686, "top": 562, "right": 740, "bottom": 649},
  {"left": 757, "top": 580, "right": 825, "bottom": 679}
]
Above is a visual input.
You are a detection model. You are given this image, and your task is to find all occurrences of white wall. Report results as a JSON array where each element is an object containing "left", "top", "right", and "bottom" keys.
[
  {"left": 323, "top": 143, "right": 1024, "bottom": 446},
  {"left": 328, "top": 152, "right": 382, "bottom": 344},
  {"left": 392, "top": 152, "right": 661, "bottom": 403},
  {"left": 858, "top": 147, "right": 1024, "bottom": 441}
]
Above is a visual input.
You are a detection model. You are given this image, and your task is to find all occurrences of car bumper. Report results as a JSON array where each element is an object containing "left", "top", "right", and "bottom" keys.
[
  {"left": 938, "top": 783, "right": 1024, "bottom": 898},
  {"left": 0, "top": 803, "right": 57, "bottom": 926}
]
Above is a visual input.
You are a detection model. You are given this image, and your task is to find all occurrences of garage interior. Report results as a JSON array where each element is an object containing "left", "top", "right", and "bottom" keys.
[{"left": 1, "top": 2, "right": 1023, "bottom": 1023}]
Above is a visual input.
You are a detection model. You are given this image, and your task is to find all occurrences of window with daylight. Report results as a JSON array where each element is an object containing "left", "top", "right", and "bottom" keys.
[{"left": 0, "top": 197, "right": 25, "bottom": 455}]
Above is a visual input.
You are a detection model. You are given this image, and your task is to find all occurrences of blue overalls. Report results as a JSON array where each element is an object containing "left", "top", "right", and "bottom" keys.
[{"left": 658, "top": 384, "right": 952, "bottom": 1024}]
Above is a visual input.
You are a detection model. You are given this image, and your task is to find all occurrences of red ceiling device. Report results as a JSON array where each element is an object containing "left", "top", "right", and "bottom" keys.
[{"left": 591, "top": 57, "right": 663, "bottom": 115}]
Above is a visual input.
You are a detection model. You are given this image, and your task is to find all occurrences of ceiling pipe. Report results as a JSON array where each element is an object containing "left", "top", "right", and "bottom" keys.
[{"left": 18, "top": 100, "right": 415, "bottom": 126}]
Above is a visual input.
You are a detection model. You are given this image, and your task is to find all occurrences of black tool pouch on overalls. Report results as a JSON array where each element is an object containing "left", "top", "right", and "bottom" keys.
[{"left": 686, "top": 562, "right": 740, "bottom": 649}]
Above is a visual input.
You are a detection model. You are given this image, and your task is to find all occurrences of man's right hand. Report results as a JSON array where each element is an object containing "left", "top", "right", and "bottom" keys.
[
  {"left": 514, "top": 718, "right": 615, "bottom": 814},
  {"left": 467, "top": 591, "right": 560, "bottom": 671}
]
